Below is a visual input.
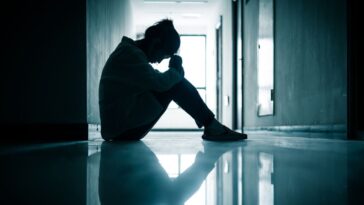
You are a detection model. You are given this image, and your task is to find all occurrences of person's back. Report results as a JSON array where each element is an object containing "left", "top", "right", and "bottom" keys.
[{"left": 99, "top": 36, "right": 182, "bottom": 140}]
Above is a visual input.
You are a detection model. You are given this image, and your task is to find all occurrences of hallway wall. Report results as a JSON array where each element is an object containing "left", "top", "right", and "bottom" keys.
[
  {"left": 1, "top": 0, "right": 87, "bottom": 139},
  {"left": 87, "top": 0, "right": 134, "bottom": 125},
  {"left": 243, "top": 0, "right": 347, "bottom": 134},
  {"left": 347, "top": 0, "right": 364, "bottom": 139}
]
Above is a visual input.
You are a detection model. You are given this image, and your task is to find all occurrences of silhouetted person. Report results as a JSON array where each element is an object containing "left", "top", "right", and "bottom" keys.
[
  {"left": 99, "top": 19, "right": 247, "bottom": 141},
  {"left": 98, "top": 141, "right": 242, "bottom": 205}
]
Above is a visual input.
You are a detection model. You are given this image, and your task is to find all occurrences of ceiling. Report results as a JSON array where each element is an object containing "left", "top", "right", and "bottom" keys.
[{"left": 130, "top": 0, "right": 221, "bottom": 34}]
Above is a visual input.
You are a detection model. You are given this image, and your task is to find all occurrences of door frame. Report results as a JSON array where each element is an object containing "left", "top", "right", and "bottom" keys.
[{"left": 216, "top": 16, "right": 224, "bottom": 122}]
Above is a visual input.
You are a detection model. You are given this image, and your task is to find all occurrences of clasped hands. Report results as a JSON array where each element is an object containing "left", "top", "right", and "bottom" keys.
[{"left": 169, "top": 55, "right": 184, "bottom": 77}]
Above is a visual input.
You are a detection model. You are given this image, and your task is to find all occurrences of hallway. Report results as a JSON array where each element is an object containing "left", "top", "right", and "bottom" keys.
[
  {"left": 1, "top": 0, "right": 363, "bottom": 204},
  {"left": 1, "top": 132, "right": 363, "bottom": 205}
]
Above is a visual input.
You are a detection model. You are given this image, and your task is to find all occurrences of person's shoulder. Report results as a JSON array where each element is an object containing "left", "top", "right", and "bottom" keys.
[
  {"left": 118, "top": 37, "right": 137, "bottom": 52},
  {"left": 116, "top": 37, "right": 134, "bottom": 51},
  {"left": 112, "top": 36, "right": 148, "bottom": 63},
  {"left": 121, "top": 36, "right": 135, "bottom": 45}
]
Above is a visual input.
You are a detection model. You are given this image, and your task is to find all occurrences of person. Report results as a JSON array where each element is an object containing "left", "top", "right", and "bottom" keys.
[{"left": 98, "top": 19, "right": 247, "bottom": 141}]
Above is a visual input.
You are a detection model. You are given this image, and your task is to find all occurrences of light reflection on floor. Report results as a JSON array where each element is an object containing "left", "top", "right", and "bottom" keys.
[{"left": 1, "top": 132, "right": 364, "bottom": 205}]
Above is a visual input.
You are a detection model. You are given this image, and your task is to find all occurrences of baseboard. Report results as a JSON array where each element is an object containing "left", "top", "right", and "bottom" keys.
[
  {"left": 243, "top": 124, "right": 347, "bottom": 140},
  {"left": 151, "top": 128, "right": 203, "bottom": 132},
  {"left": 357, "top": 131, "right": 364, "bottom": 140},
  {"left": 1, "top": 123, "right": 88, "bottom": 142}
]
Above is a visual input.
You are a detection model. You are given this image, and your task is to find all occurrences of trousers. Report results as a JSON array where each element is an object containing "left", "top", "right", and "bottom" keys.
[{"left": 114, "top": 78, "right": 215, "bottom": 140}]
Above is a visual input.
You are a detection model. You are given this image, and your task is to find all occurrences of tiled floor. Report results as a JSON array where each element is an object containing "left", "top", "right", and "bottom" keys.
[{"left": 1, "top": 132, "right": 364, "bottom": 205}]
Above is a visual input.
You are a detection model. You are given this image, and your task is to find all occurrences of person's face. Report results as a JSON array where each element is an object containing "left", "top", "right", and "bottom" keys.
[
  {"left": 152, "top": 50, "right": 171, "bottom": 64},
  {"left": 148, "top": 39, "right": 172, "bottom": 63}
]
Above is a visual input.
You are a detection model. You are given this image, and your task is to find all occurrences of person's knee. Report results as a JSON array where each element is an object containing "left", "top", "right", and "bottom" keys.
[{"left": 169, "top": 78, "right": 192, "bottom": 92}]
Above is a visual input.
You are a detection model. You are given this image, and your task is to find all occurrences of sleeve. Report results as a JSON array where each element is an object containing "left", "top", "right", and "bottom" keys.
[
  {"left": 119, "top": 62, "right": 183, "bottom": 92},
  {"left": 104, "top": 48, "right": 183, "bottom": 92}
]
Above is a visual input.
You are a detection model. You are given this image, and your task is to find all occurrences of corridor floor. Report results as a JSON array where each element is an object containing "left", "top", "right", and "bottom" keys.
[{"left": 1, "top": 132, "right": 364, "bottom": 205}]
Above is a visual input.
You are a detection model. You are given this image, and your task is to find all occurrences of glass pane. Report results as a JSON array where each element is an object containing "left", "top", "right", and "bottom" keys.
[
  {"left": 257, "top": 0, "right": 274, "bottom": 116},
  {"left": 153, "top": 35, "right": 206, "bottom": 90},
  {"left": 180, "top": 36, "right": 206, "bottom": 88},
  {"left": 152, "top": 35, "right": 207, "bottom": 129}
]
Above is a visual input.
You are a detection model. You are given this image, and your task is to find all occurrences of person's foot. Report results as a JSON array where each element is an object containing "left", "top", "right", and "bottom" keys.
[{"left": 202, "top": 126, "right": 248, "bottom": 141}]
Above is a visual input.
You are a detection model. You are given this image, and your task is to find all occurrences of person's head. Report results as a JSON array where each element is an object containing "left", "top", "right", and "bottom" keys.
[{"left": 142, "top": 19, "right": 180, "bottom": 63}]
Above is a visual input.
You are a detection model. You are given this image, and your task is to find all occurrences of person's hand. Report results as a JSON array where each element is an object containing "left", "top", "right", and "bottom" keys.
[{"left": 169, "top": 55, "right": 184, "bottom": 77}]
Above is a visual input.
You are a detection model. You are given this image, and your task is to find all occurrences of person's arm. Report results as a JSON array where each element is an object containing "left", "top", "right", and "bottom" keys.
[
  {"left": 120, "top": 62, "right": 183, "bottom": 92},
  {"left": 104, "top": 50, "right": 184, "bottom": 92},
  {"left": 169, "top": 55, "right": 184, "bottom": 77}
]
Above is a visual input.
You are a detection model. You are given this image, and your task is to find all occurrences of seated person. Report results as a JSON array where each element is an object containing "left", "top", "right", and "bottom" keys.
[{"left": 98, "top": 19, "right": 247, "bottom": 141}]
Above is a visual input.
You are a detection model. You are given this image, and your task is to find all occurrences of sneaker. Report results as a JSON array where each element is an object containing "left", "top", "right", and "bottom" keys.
[{"left": 202, "top": 126, "right": 248, "bottom": 141}]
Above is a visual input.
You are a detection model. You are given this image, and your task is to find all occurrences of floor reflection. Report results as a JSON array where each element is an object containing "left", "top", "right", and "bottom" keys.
[
  {"left": 242, "top": 140, "right": 364, "bottom": 205},
  {"left": 86, "top": 137, "right": 364, "bottom": 205},
  {"left": 3, "top": 134, "right": 361, "bottom": 205},
  {"left": 88, "top": 141, "right": 242, "bottom": 205},
  {"left": 258, "top": 152, "right": 274, "bottom": 205}
]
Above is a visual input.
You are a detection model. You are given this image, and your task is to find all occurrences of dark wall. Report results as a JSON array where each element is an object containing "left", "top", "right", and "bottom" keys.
[
  {"left": 1, "top": 1, "right": 87, "bottom": 139},
  {"left": 87, "top": 0, "right": 133, "bottom": 124},
  {"left": 0, "top": 143, "right": 88, "bottom": 205},
  {"left": 347, "top": 0, "right": 364, "bottom": 139},
  {"left": 243, "top": 0, "right": 347, "bottom": 132}
]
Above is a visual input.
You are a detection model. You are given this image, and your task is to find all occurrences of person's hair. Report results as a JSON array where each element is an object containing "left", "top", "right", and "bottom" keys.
[{"left": 144, "top": 19, "right": 180, "bottom": 55}]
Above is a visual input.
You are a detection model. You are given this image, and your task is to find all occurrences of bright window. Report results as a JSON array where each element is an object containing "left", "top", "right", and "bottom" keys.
[{"left": 153, "top": 35, "right": 207, "bottom": 128}]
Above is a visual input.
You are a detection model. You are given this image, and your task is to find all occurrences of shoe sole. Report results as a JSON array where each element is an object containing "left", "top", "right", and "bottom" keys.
[{"left": 202, "top": 133, "right": 248, "bottom": 141}]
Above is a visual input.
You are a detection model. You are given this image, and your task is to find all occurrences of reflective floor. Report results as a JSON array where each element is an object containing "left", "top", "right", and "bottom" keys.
[{"left": 1, "top": 132, "right": 364, "bottom": 205}]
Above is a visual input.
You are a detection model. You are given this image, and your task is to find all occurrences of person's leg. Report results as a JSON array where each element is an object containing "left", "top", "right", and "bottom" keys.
[
  {"left": 113, "top": 105, "right": 170, "bottom": 141},
  {"left": 111, "top": 92, "right": 174, "bottom": 141},
  {"left": 112, "top": 123, "right": 155, "bottom": 141},
  {"left": 114, "top": 78, "right": 246, "bottom": 141},
  {"left": 153, "top": 78, "right": 215, "bottom": 128},
  {"left": 154, "top": 78, "right": 247, "bottom": 141}
]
